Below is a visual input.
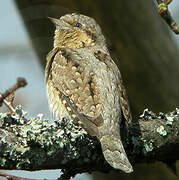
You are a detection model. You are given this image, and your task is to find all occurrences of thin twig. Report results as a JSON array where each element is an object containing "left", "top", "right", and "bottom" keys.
[
  {"left": 0, "top": 77, "right": 27, "bottom": 110},
  {"left": 3, "top": 98, "right": 16, "bottom": 112},
  {"left": 156, "top": 0, "right": 179, "bottom": 34}
]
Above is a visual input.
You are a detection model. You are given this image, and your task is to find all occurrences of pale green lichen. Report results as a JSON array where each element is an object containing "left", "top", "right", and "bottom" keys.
[
  {"left": 159, "top": 108, "right": 179, "bottom": 126},
  {"left": 0, "top": 157, "right": 6, "bottom": 166},
  {"left": 164, "top": 108, "right": 179, "bottom": 126},
  {"left": 140, "top": 108, "right": 157, "bottom": 120},
  {"left": 140, "top": 108, "right": 179, "bottom": 124},
  {"left": 175, "top": 108, "right": 179, "bottom": 115},
  {"left": 156, "top": 125, "right": 167, "bottom": 136},
  {"left": 142, "top": 139, "right": 154, "bottom": 155},
  {"left": 166, "top": 116, "right": 174, "bottom": 126},
  {"left": 0, "top": 112, "right": 7, "bottom": 119},
  {"left": 0, "top": 105, "right": 94, "bottom": 170},
  {"left": 12, "top": 105, "right": 28, "bottom": 124}
]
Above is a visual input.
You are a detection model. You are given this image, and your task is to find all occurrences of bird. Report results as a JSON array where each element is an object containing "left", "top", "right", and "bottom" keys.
[{"left": 45, "top": 13, "right": 133, "bottom": 173}]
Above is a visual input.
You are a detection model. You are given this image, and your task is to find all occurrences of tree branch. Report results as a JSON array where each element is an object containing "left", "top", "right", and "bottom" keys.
[
  {"left": 156, "top": 0, "right": 179, "bottom": 34},
  {"left": 0, "top": 106, "right": 178, "bottom": 179},
  {"left": 0, "top": 77, "right": 27, "bottom": 112}
]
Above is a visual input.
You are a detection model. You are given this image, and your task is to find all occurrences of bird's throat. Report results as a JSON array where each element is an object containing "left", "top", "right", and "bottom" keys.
[{"left": 54, "top": 30, "right": 93, "bottom": 49}]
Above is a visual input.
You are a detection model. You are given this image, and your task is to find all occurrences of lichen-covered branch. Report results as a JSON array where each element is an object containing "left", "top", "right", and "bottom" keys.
[
  {"left": 129, "top": 109, "right": 179, "bottom": 163},
  {"left": 0, "top": 106, "right": 179, "bottom": 178}
]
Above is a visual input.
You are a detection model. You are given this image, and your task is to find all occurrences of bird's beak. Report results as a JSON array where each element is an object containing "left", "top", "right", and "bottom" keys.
[
  {"left": 48, "top": 17, "right": 61, "bottom": 25},
  {"left": 48, "top": 17, "right": 70, "bottom": 31}
]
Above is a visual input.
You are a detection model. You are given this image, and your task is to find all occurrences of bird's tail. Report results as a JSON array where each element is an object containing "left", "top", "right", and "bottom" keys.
[{"left": 99, "top": 134, "right": 133, "bottom": 173}]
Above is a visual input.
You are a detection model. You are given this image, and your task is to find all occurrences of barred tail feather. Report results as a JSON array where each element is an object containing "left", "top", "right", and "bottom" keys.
[{"left": 99, "top": 135, "right": 133, "bottom": 173}]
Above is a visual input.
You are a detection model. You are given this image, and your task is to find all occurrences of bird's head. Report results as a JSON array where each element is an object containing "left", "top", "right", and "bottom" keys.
[{"left": 49, "top": 13, "right": 105, "bottom": 48}]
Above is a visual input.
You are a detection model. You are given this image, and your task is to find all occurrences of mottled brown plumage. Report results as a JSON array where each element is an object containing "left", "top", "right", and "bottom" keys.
[{"left": 45, "top": 13, "right": 133, "bottom": 173}]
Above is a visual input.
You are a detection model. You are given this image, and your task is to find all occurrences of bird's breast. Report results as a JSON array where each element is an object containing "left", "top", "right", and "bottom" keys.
[{"left": 46, "top": 79, "right": 70, "bottom": 121}]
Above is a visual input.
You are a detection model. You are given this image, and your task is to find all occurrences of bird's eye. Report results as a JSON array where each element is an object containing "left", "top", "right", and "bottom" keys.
[{"left": 74, "top": 22, "right": 82, "bottom": 28}]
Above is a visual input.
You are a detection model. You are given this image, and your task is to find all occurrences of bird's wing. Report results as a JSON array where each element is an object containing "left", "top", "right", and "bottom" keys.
[
  {"left": 45, "top": 47, "right": 59, "bottom": 83},
  {"left": 46, "top": 48, "right": 103, "bottom": 136},
  {"left": 94, "top": 50, "right": 132, "bottom": 124}
]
